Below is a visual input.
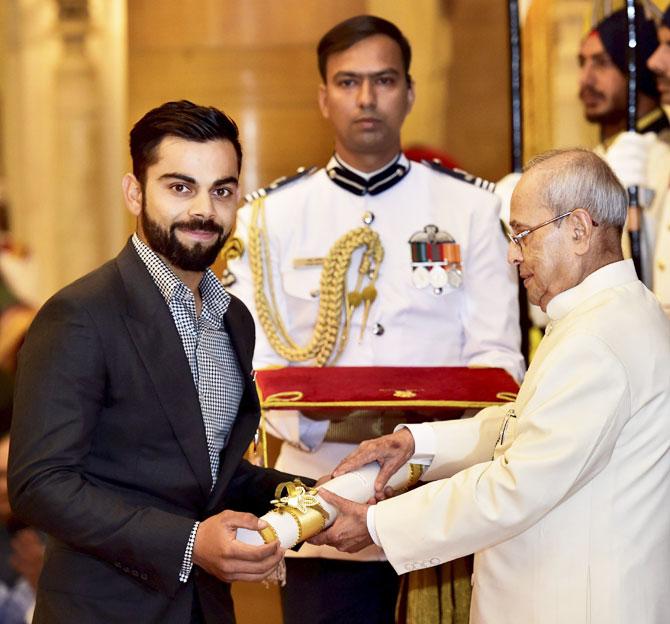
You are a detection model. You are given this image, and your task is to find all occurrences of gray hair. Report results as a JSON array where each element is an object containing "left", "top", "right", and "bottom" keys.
[{"left": 524, "top": 148, "right": 628, "bottom": 229}]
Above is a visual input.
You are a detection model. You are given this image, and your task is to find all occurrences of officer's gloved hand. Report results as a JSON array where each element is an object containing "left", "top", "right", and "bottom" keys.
[{"left": 605, "top": 131, "right": 656, "bottom": 189}]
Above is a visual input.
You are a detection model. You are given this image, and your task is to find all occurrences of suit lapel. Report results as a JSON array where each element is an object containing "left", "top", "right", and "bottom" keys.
[{"left": 115, "top": 242, "right": 212, "bottom": 499}]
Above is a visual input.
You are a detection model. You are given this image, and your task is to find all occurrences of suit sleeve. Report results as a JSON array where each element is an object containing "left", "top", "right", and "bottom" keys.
[
  {"left": 461, "top": 192, "right": 525, "bottom": 382},
  {"left": 8, "top": 295, "right": 195, "bottom": 598},
  {"left": 374, "top": 332, "right": 629, "bottom": 574}
]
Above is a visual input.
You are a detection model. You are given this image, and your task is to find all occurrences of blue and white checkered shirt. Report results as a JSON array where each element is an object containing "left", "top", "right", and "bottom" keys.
[{"left": 132, "top": 234, "right": 244, "bottom": 581}]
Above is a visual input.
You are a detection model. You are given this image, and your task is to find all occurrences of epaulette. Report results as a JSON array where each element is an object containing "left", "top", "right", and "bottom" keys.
[
  {"left": 422, "top": 159, "right": 496, "bottom": 193},
  {"left": 244, "top": 166, "right": 318, "bottom": 203}
]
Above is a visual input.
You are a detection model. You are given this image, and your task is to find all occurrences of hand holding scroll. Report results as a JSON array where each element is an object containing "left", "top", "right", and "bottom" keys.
[
  {"left": 332, "top": 428, "right": 415, "bottom": 498},
  {"left": 193, "top": 510, "right": 285, "bottom": 583},
  {"left": 307, "top": 489, "right": 372, "bottom": 553}
]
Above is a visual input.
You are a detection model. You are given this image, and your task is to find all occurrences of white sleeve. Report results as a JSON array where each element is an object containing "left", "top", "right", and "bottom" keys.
[
  {"left": 375, "top": 333, "right": 629, "bottom": 574},
  {"left": 461, "top": 193, "right": 525, "bottom": 382}
]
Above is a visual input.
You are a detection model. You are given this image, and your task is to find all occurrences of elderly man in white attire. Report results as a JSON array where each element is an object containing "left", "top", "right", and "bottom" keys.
[{"left": 311, "top": 148, "right": 670, "bottom": 624}]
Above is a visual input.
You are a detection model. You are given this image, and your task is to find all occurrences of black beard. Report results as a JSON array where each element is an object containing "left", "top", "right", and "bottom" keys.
[{"left": 140, "top": 204, "right": 227, "bottom": 272}]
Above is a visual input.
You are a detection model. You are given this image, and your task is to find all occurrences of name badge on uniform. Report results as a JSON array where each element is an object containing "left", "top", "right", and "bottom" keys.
[{"left": 409, "top": 224, "right": 463, "bottom": 295}]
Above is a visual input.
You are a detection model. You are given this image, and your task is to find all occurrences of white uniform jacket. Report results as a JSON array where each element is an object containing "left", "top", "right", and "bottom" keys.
[
  {"left": 228, "top": 157, "right": 524, "bottom": 561},
  {"left": 374, "top": 260, "right": 670, "bottom": 623}
]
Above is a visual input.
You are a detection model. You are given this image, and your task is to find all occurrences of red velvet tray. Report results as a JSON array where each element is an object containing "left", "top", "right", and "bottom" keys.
[{"left": 255, "top": 366, "right": 518, "bottom": 413}]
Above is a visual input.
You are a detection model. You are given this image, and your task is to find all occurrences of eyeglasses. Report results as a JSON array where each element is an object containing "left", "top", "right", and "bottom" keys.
[{"left": 506, "top": 209, "right": 576, "bottom": 247}]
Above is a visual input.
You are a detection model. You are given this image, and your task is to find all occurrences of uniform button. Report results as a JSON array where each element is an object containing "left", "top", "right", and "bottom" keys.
[
  {"left": 123, "top": 566, "right": 130, "bottom": 573},
  {"left": 132, "top": 570, "right": 139, "bottom": 577},
  {"left": 362, "top": 211, "right": 375, "bottom": 225},
  {"left": 373, "top": 323, "right": 385, "bottom": 336},
  {"left": 658, "top": 260, "right": 666, "bottom": 271},
  {"left": 114, "top": 562, "right": 122, "bottom": 568},
  {"left": 310, "top": 289, "right": 320, "bottom": 298},
  {"left": 140, "top": 573, "right": 148, "bottom": 581}
]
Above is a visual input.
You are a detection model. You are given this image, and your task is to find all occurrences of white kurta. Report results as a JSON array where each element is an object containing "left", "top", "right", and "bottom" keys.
[
  {"left": 228, "top": 158, "right": 524, "bottom": 561},
  {"left": 375, "top": 260, "right": 670, "bottom": 623}
]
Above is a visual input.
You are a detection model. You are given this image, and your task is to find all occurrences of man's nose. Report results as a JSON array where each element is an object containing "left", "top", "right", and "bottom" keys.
[
  {"left": 579, "top": 63, "right": 594, "bottom": 88},
  {"left": 647, "top": 48, "right": 662, "bottom": 75},
  {"left": 357, "top": 78, "right": 376, "bottom": 108},
  {"left": 507, "top": 240, "right": 522, "bottom": 265},
  {"left": 189, "top": 192, "right": 216, "bottom": 219}
]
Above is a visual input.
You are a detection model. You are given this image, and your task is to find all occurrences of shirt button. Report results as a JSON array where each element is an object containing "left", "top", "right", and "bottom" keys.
[
  {"left": 132, "top": 570, "right": 139, "bottom": 577},
  {"left": 362, "top": 211, "right": 375, "bottom": 225},
  {"left": 140, "top": 573, "right": 148, "bottom": 581},
  {"left": 373, "top": 323, "right": 385, "bottom": 336},
  {"left": 658, "top": 260, "right": 666, "bottom": 271}
]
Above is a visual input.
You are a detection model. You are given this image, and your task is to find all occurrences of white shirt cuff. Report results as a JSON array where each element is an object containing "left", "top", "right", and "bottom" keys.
[
  {"left": 366, "top": 505, "right": 381, "bottom": 547},
  {"left": 394, "top": 423, "right": 436, "bottom": 465}
]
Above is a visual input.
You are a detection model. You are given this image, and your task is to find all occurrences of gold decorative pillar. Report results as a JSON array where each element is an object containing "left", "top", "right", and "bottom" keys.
[{"left": 1, "top": 0, "right": 126, "bottom": 303}]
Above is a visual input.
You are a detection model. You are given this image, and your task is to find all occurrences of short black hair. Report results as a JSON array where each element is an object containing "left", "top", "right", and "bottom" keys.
[
  {"left": 129, "top": 100, "right": 243, "bottom": 186},
  {"left": 317, "top": 15, "right": 412, "bottom": 84}
]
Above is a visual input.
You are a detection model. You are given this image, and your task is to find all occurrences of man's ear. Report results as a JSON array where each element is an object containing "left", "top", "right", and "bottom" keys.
[
  {"left": 318, "top": 83, "right": 329, "bottom": 119},
  {"left": 570, "top": 209, "right": 594, "bottom": 255},
  {"left": 122, "top": 173, "right": 143, "bottom": 217},
  {"left": 406, "top": 78, "right": 416, "bottom": 115}
]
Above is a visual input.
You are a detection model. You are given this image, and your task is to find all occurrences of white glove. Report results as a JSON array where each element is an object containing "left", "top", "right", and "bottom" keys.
[{"left": 605, "top": 131, "right": 656, "bottom": 189}]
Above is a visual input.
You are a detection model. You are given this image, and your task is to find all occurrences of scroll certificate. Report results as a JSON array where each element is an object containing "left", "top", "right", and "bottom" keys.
[{"left": 236, "top": 461, "right": 424, "bottom": 548}]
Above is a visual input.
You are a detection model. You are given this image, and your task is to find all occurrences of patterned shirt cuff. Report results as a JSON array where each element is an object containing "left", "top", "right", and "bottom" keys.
[{"left": 179, "top": 521, "right": 200, "bottom": 583}]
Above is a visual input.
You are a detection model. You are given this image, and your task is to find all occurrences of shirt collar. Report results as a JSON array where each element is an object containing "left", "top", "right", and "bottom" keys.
[
  {"left": 545, "top": 259, "right": 638, "bottom": 322},
  {"left": 131, "top": 233, "right": 231, "bottom": 319},
  {"left": 325, "top": 152, "right": 410, "bottom": 196}
]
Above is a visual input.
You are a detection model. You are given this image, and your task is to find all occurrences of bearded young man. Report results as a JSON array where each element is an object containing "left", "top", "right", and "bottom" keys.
[
  {"left": 7, "top": 100, "right": 304, "bottom": 624},
  {"left": 578, "top": 7, "right": 670, "bottom": 296}
]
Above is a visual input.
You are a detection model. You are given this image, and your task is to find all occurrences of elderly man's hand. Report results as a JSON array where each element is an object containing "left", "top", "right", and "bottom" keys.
[
  {"left": 332, "top": 428, "right": 415, "bottom": 499},
  {"left": 307, "top": 489, "right": 373, "bottom": 553}
]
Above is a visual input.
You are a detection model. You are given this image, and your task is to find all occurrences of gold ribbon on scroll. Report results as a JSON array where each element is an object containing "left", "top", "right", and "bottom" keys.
[{"left": 268, "top": 479, "right": 330, "bottom": 544}]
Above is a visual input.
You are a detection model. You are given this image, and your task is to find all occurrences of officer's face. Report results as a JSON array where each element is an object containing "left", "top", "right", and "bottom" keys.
[
  {"left": 578, "top": 32, "right": 627, "bottom": 125},
  {"left": 508, "top": 173, "right": 580, "bottom": 312},
  {"left": 648, "top": 26, "right": 670, "bottom": 105},
  {"left": 123, "top": 137, "right": 239, "bottom": 275},
  {"left": 318, "top": 34, "right": 414, "bottom": 170}
]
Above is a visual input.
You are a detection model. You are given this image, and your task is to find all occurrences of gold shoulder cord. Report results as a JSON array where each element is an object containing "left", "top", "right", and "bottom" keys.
[{"left": 248, "top": 196, "right": 384, "bottom": 367}]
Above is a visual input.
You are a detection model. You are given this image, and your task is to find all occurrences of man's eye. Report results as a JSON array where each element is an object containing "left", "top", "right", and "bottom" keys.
[
  {"left": 338, "top": 79, "right": 357, "bottom": 88},
  {"left": 377, "top": 76, "right": 395, "bottom": 86},
  {"left": 214, "top": 187, "right": 232, "bottom": 198},
  {"left": 172, "top": 184, "right": 190, "bottom": 193}
]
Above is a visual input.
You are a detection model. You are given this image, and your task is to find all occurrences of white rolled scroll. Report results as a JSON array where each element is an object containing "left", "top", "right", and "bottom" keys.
[{"left": 236, "top": 461, "right": 423, "bottom": 548}]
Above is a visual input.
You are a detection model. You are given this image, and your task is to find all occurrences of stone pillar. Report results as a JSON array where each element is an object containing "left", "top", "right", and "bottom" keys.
[{"left": 1, "top": 0, "right": 126, "bottom": 302}]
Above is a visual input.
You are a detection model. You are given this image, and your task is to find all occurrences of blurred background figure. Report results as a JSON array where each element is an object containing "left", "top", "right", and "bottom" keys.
[
  {"left": 0, "top": 430, "right": 44, "bottom": 624},
  {"left": 578, "top": 5, "right": 670, "bottom": 295}
]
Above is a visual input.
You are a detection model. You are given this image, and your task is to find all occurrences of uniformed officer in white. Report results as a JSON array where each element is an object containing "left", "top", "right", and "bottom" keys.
[
  {"left": 228, "top": 14, "right": 524, "bottom": 623},
  {"left": 578, "top": 8, "right": 670, "bottom": 305},
  {"left": 312, "top": 148, "right": 670, "bottom": 624}
]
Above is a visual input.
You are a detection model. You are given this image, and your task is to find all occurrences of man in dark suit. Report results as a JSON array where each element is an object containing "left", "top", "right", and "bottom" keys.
[{"left": 7, "top": 100, "right": 299, "bottom": 623}]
